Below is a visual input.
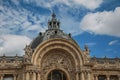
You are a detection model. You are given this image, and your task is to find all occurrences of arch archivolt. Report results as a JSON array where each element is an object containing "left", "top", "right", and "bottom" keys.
[
  {"left": 32, "top": 39, "right": 85, "bottom": 66},
  {"left": 38, "top": 44, "right": 79, "bottom": 67},
  {"left": 31, "top": 39, "right": 85, "bottom": 80}
]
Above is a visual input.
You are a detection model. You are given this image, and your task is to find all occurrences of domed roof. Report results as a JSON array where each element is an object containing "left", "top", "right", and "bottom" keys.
[{"left": 30, "top": 13, "right": 77, "bottom": 49}]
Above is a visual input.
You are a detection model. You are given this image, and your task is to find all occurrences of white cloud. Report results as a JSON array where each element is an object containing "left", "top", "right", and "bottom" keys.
[
  {"left": 73, "top": 0, "right": 103, "bottom": 10},
  {"left": 108, "top": 40, "right": 118, "bottom": 46},
  {"left": 11, "top": 0, "right": 20, "bottom": 5},
  {"left": 0, "top": 4, "right": 47, "bottom": 37},
  {"left": 80, "top": 7, "right": 120, "bottom": 37},
  {"left": 27, "top": 0, "right": 103, "bottom": 10},
  {"left": 0, "top": 35, "right": 31, "bottom": 56},
  {"left": 0, "top": 0, "right": 104, "bottom": 56},
  {"left": 0, "top": 4, "right": 48, "bottom": 56}
]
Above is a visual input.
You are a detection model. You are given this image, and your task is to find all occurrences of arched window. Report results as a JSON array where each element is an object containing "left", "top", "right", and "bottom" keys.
[{"left": 47, "top": 70, "right": 67, "bottom": 80}]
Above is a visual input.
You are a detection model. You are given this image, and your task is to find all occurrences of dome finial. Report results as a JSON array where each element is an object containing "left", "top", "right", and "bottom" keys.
[{"left": 52, "top": 11, "right": 56, "bottom": 19}]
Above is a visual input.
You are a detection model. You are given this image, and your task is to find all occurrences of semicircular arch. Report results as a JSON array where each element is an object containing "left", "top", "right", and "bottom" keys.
[{"left": 31, "top": 38, "right": 85, "bottom": 67}]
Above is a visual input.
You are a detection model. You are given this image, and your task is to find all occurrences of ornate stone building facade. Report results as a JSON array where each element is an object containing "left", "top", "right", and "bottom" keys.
[{"left": 0, "top": 13, "right": 120, "bottom": 80}]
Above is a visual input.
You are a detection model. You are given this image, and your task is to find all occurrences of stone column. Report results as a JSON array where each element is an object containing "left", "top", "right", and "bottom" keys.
[
  {"left": 0, "top": 74, "right": 4, "bottom": 80},
  {"left": 76, "top": 72, "right": 79, "bottom": 80},
  {"left": 26, "top": 72, "right": 30, "bottom": 80},
  {"left": 106, "top": 75, "right": 110, "bottom": 80},
  {"left": 29, "top": 72, "right": 33, "bottom": 80},
  {"left": 13, "top": 74, "right": 17, "bottom": 80},
  {"left": 33, "top": 72, "right": 36, "bottom": 80},
  {"left": 80, "top": 71, "right": 84, "bottom": 80},
  {"left": 94, "top": 75, "right": 98, "bottom": 80},
  {"left": 37, "top": 72, "right": 40, "bottom": 80},
  {"left": 87, "top": 72, "right": 91, "bottom": 80}
]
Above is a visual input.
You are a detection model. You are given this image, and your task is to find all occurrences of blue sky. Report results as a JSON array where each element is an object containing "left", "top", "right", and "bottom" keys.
[{"left": 0, "top": 0, "right": 120, "bottom": 58}]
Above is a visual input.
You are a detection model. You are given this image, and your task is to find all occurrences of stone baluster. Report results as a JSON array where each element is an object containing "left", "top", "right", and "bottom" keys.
[
  {"left": 26, "top": 72, "right": 30, "bottom": 80},
  {"left": 33, "top": 71, "right": 36, "bottom": 80}
]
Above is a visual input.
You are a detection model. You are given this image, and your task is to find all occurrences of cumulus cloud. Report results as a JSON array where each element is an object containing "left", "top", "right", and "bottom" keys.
[
  {"left": 0, "top": 4, "right": 47, "bottom": 37},
  {"left": 80, "top": 7, "right": 120, "bottom": 37},
  {"left": 0, "top": 1, "right": 50, "bottom": 56},
  {"left": 0, "top": 35, "right": 31, "bottom": 56},
  {"left": 108, "top": 40, "right": 118, "bottom": 46},
  {"left": 73, "top": 0, "right": 103, "bottom": 10}
]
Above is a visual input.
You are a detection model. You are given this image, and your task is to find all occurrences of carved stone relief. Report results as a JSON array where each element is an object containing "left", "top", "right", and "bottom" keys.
[{"left": 40, "top": 49, "right": 76, "bottom": 80}]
